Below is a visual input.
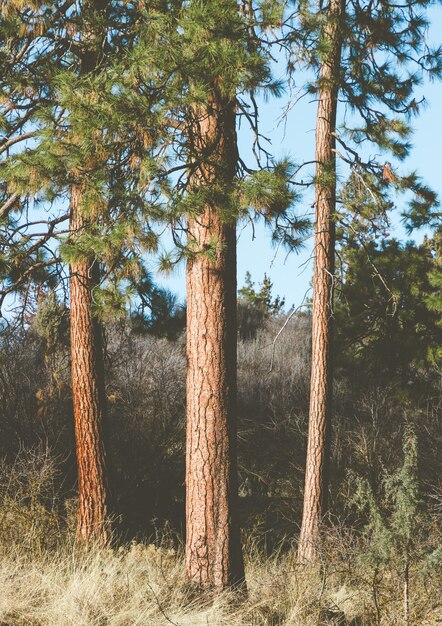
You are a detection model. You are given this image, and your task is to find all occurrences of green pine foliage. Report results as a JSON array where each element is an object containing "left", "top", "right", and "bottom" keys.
[
  {"left": 115, "top": 0, "right": 306, "bottom": 265},
  {"left": 237, "top": 271, "right": 286, "bottom": 339},
  {"left": 350, "top": 429, "right": 442, "bottom": 623},
  {"left": 289, "top": 0, "right": 442, "bottom": 232},
  {"left": 425, "top": 229, "right": 442, "bottom": 367},
  {"left": 239, "top": 271, "right": 285, "bottom": 317},
  {"left": 0, "top": 1, "right": 174, "bottom": 317},
  {"left": 335, "top": 236, "right": 442, "bottom": 387},
  {"left": 1, "top": 0, "right": 309, "bottom": 318}
]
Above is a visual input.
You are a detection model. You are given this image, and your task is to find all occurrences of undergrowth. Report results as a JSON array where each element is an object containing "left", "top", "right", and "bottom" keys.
[{"left": 0, "top": 451, "right": 441, "bottom": 626}]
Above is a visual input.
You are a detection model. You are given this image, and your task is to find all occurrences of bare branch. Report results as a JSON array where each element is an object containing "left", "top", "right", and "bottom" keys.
[{"left": 0, "top": 193, "right": 19, "bottom": 219}]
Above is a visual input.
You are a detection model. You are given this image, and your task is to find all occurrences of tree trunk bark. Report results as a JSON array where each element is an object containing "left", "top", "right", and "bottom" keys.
[
  {"left": 67, "top": 0, "right": 110, "bottom": 544},
  {"left": 185, "top": 94, "right": 245, "bottom": 590},
  {"left": 70, "top": 185, "right": 111, "bottom": 543},
  {"left": 298, "top": 0, "right": 344, "bottom": 564}
]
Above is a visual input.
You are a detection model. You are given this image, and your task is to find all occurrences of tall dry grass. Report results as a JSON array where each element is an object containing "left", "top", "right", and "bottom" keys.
[
  {"left": 0, "top": 450, "right": 441, "bottom": 626},
  {"left": 1, "top": 536, "right": 441, "bottom": 626}
]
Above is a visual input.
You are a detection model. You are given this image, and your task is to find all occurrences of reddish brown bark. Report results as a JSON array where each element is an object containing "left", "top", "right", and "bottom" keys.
[
  {"left": 185, "top": 94, "right": 245, "bottom": 590},
  {"left": 67, "top": 0, "right": 111, "bottom": 544},
  {"left": 298, "top": 0, "right": 345, "bottom": 563},
  {"left": 70, "top": 186, "right": 110, "bottom": 544}
]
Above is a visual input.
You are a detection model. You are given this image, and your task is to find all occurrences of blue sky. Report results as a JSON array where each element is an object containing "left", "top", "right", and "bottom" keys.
[{"left": 157, "top": 5, "right": 442, "bottom": 309}]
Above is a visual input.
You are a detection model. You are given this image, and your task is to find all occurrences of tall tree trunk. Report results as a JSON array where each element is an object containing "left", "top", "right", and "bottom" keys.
[
  {"left": 67, "top": 0, "right": 110, "bottom": 544},
  {"left": 70, "top": 185, "right": 110, "bottom": 543},
  {"left": 185, "top": 94, "right": 245, "bottom": 590},
  {"left": 298, "top": 0, "right": 344, "bottom": 564}
]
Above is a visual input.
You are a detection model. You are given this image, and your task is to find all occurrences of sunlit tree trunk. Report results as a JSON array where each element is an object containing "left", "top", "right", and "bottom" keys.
[
  {"left": 69, "top": 0, "right": 111, "bottom": 544},
  {"left": 185, "top": 93, "right": 245, "bottom": 589},
  {"left": 298, "top": 0, "right": 345, "bottom": 563},
  {"left": 70, "top": 186, "right": 111, "bottom": 543}
]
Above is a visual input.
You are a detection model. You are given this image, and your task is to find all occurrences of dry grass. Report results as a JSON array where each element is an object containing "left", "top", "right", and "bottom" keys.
[
  {"left": 0, "top": 447, "right": 441, "bottom": 625},
  {"left": 0, "top": 537, "right": 441, "bottom": 626},
  {"left": 0, "top": 542, "right": 315, "bottom": 626}
]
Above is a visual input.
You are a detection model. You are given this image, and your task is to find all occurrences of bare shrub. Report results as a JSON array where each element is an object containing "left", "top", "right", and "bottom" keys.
[
  {"left": 105, "top": 325, "right": 187, "bottom": 535},
  {"left": 237, "top": 315, "right": 312, "bottom": 546},
  {"left": 0, "top": 447, "right": 64, "bottom": 554}
]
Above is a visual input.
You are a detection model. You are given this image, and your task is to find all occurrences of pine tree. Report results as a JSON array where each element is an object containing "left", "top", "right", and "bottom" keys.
[
  {"left": 0, "top": 0, "right": 155, "bottom": 542},
  {"left": 184, "top": 76, "right": 243, "bottom": 588},
  {"left": 118, "top": 0, "right": 303, "bottom": 589},
  {"left": 58, "top": 0, "right": 110, "bottom": 544},
  {"left": 238, "top": 272, "right": 285, "bottom": 339},
  {"left": 177, "top": 0, "right": 302, "bottom": 589},
  {"left": 292, "top": 0, "right": 442, "bottom": 562},
  {"left": 1, "top": 0, "right": 188, "bottom": 539},
  {"left": 297, "top": 0, "right": 345, "bottom": 563}
]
